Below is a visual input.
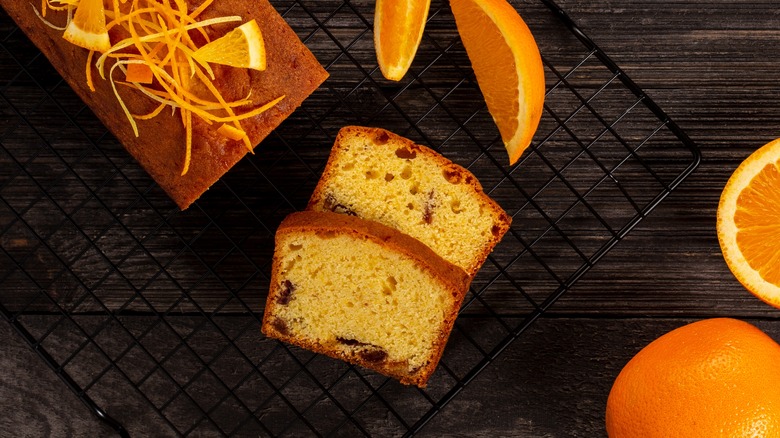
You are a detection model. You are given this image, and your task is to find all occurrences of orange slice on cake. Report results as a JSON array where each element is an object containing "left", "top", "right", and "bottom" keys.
[
  {"left": 450, "top": 0, "right": 545, "bottom": 165},
  {"left": 192, "top": 19, "right": 266, "bottom": 71},
  {"left": 717, "top": 137, "right": 780, "bottom": 308},
  {"left": 62, "top": 0, "right": 110, "bottom": 52}
]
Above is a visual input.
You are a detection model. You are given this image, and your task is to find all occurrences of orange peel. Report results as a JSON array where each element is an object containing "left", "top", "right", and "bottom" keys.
[{"left": 38, "top": 0, "right": 283, "bottom": 175}]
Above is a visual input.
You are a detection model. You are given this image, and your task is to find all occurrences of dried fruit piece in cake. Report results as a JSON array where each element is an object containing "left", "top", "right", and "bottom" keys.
[
  {"left": 308, "top": 126, "right": 511, "bottom": 278},
  {"left": 261, "top": 211, "right": 471, "bottom": 387}
]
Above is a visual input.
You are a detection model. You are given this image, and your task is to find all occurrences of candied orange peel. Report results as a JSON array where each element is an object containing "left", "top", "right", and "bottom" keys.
[{"left": 37, "top": 0, "right": 284, "bottom": 175}]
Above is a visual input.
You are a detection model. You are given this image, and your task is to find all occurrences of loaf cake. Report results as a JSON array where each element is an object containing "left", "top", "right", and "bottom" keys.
[
  {"left": 0, "top": 0, "right": 328, "bottom": 209},
  {"left": 261, "top": 211, "right": 471, "bottom": 387},
  {"left": 308, "top": 126, "right": 512, "bottom": 277}
]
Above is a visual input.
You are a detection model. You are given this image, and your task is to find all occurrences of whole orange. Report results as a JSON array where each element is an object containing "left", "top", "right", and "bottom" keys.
[{"left": 606, "top": 318, "right": 780, "bottom": 437}]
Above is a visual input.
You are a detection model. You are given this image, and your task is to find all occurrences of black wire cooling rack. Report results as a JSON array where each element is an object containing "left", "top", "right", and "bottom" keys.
[{"left": 0, "top": 0, "right": 700, "bottom": 436}]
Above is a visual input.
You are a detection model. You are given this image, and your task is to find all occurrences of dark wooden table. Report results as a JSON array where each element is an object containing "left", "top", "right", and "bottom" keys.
[{"left": 3, "top": 1, "right": 780, "bottom": 436}]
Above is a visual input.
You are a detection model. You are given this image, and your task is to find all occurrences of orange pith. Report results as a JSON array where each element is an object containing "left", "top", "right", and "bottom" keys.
[
  {"left": 374, "top": 0, "right": 431, "bottom": 81},
  {"left": 734, "top": 163, "right": 780, "bottom": 282},
  {"left": 449, "top": 0, "right": 545, "bottom": 165},
  {"left": 717, "top": 138, "right": 780, "bottom": 308},
  {"left": 606, "top": 318, "right": 780, "bottom": 438},
  {"left": 125, "top": 62, "right": 154, "bottom": 83}
]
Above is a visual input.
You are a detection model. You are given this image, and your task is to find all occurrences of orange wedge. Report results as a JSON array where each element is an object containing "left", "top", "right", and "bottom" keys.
[
  {"left": 450, "top": 0, "right": 545, "bottom": 165},
  {"left": 717, "top": 138, "right": 780, "bottom": 308},
  {"left": 62, "top": 0, "right": 110, "bottom": 52},
  {"left": 192, "top": 19, "right": 266, "bottom": 71},
  {"left": 374, "top": 0, "right": 431, "bottom": 81}
]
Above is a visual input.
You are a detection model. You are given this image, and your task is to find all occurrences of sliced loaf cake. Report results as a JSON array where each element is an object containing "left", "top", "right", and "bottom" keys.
[
  {"left": 261, "top": 211, "right": 471, "bottom": 387},
  {"left": 308, "top": 126, "right": 511, "bottom": 277}
]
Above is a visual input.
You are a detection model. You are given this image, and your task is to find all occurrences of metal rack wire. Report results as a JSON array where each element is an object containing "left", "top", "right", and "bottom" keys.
[{"left": 0, "top": 0, "right": 699, "bottom": 436}]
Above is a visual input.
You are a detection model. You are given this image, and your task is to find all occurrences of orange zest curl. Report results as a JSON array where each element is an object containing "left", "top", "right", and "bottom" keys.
[{"left": 37, "top": 0, "right": 282, "bottom": 175}]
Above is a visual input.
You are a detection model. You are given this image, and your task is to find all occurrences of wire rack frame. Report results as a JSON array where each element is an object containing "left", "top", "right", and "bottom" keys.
[{"left": 0, "top": 0, "right": 700, "bottom": 436}]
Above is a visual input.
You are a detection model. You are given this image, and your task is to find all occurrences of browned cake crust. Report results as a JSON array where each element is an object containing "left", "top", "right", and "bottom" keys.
[
  {"left": 261, "top": 211, "right": 472, "bottom": 387},
  {"left": 308, "top": 125, "right": 512, "bottom": 277},
  {"left": 0, "top": 0, "right": 328, "bottom": 209}
]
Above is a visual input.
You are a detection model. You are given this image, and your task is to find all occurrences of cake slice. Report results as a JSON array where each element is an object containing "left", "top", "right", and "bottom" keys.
[
  {"left": 261, "top": 211, "right": 471, "bottom": 387},
  {"left": 308, "top": 126, "right": 512, "bottom": 277},
  {"left": 0, "top": 0, "right": 328, "bottom": 209}
]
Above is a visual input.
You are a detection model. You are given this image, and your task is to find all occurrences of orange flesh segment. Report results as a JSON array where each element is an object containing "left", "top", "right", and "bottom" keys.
[
  {"left": 459, "top": 3, "right": 519, "bottom": 147},
  {"left": 62, "top": 0, "right": 111, "bottom": 52},
  {"left": 374, "top": 0, "right": 430, "bottom": 81},
  {"left": 192, "top": 20, "right": 266, "bottom": 71},
  {"left": 735, "top": 161, "right": 780, "bottom": 284},
  {"left": 125, "top": 63, "right": 154, "bottom": 83},
  {"left": 450, "top": 0, "right": 545, "bottom": 165}
]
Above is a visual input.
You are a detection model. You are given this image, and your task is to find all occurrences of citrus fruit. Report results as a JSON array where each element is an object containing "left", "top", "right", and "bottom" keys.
[
  {"left": 193, "top": 19, "right": 266, "bottom": 71},
  {"left": 717, "top": 138, "right": 780, "bottom": 308},
  {"left": 124, "top": 63, "right": 153, "bottom": 84},
  {"left": 62, "top": 0, "right": 111, "bottom": 52},
  {"left": 449, "top": 0, "right": 545, "bottom": 165},
  {"left": 606, "top": 318, "right": 780, "bottom": 438},
  {"left": 374, "top": 0, "right": 431, "bottom": 81}
]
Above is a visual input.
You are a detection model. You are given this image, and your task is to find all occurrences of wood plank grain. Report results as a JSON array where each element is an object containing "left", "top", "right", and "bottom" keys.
[
  {"left": 4, "top": 317, "right": 780, "bottom": 437},
  {"left": 539, "top": 0, "right": 780, "bottom": 317},
  {"left": 4, "top": 0, "right": 780, "bottom": 436},
  {"left": 420, "top": 317, "right": 780, "bottom": 437}
]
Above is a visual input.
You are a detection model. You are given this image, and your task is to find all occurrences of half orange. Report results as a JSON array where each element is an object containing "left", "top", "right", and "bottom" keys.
[
  {"left": 717, "top": 138, "right": 780, "bottom": 308},
  {"left": 450, "top": 0, "right": 545, "bottom": 165},
  {"left": 374, "top": 0, "right": 431, "bottom": 81}
]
